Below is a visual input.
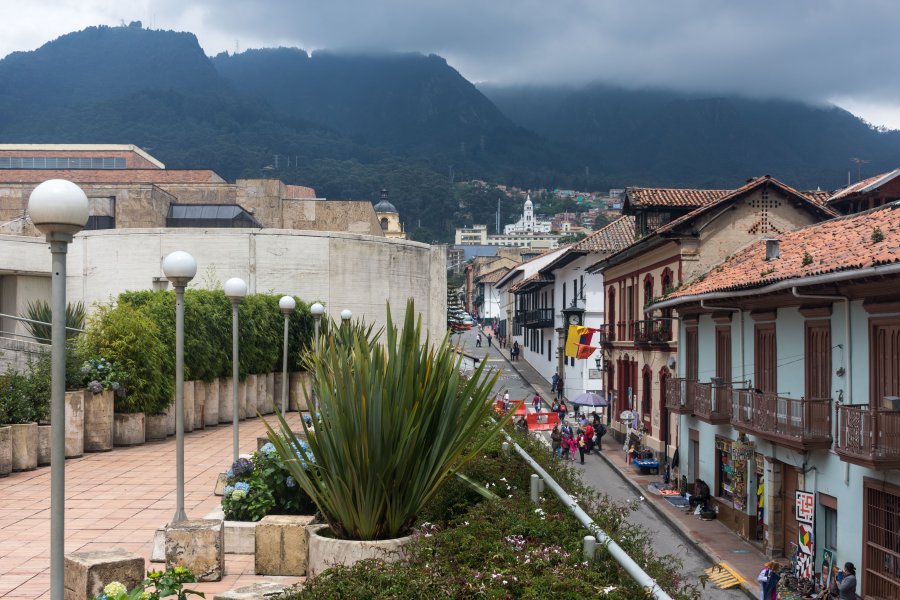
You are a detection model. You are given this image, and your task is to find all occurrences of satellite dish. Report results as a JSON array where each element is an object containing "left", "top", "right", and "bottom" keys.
[{"left": 667, "top": 356, "right": 677, "bottom": 370}]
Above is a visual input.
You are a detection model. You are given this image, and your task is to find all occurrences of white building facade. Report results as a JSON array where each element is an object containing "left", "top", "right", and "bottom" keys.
[{"left": 504, "top": 195, "right": 552, "bottom": 235}]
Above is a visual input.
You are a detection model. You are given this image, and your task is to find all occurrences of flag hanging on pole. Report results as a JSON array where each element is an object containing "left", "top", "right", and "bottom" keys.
[
  {"left": 565, "top": 325, "right": 599, "bottom": 358},
  {"left": 576, "top": 343, "right": 598, "bottom": 359}
]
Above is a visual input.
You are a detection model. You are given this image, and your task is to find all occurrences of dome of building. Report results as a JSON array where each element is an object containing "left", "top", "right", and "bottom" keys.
[{"left": 374, "top": 188, "right": 398, "bottom": 213}]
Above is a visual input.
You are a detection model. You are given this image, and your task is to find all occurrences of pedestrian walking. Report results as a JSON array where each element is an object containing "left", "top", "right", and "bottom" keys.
[
  {"left": 551, "top": 373, "right": 560, "bottom": 392},
  {"left": 566, "top": 434, "right": 578, "bottom": 462},
  {"left": 550, "top": 425, "right": 562, "bottom": 458},
  {"left": 487, "top": 334, "right": 493, "bottom": 347},
  {"left": 558, "top": 400, "right": 568, "bottom": 421},
  {"left": 556, "top": 377, "right": 564, "bottom": 400},
  {"left": 756, "top": 561, "right": 780, "bottom": 600},
  {"left": 512, "top": 341, "right": 520, "bottom": 361},
  {"left": 503, "top": 390, "right": 510, "bottom": 411},
  {"left": 584, "top": 422, "right": 594, "bottom": 454},
  {"left": 476, "top": 332, "right": 482, "bottom": 347},
  {"left": 595, "top": 421, "right": 607, "bottom": 450},
  {"left": 532, "top": 393, "right": 541, "bottom": 412},
  {"left": 576, "top": 430, "right": 586, "bottom": 464}
]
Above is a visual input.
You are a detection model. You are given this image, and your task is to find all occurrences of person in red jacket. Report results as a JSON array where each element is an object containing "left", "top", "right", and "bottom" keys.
[{"left": 583, "top": 423, "right": 594, "bottom": 454}]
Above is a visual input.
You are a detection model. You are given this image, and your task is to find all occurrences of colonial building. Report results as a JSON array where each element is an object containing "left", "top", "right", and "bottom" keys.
[
  {"left": 827, "top": 168, "right": 900, "bottom": 215},
  {"left": 588, "top": 177, "right": 836, "bottom": 458},
  {"left": 649, "top": 201, "right": 900, "bottom": 597},
  {"left": 504, "top": 194, "right": 552, "bottom": 235},
  {"left": 373, "top": 188, "right": 407, "bottom": 239}
]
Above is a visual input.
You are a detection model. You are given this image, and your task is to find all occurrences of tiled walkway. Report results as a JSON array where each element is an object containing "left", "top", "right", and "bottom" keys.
[{"left": 0, "top": 414, "right": 305, "bottom": 599}]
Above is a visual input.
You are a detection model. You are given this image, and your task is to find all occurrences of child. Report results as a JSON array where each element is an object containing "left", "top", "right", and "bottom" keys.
[
  {"left": 567, "top": 434, "right": 578, "bottom": 462},
  {"left": 576, "top": 430, "right": 586, "bottom": 464}
]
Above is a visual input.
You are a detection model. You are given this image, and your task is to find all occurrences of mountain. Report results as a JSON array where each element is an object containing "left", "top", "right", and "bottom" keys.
[{"left": 480, "top": 83, "right": 900, "bottom": 190}]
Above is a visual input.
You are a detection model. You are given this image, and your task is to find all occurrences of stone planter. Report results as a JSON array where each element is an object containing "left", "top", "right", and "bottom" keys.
[
  {"left": 256, "top": 375, "right": 268, "bottom": 416},
  {"left": 165, "top": 398, "right": 176, "bottom": 436},
  {"left": 84, "top": 390, "right": 114, "bottom": 452},
  {"left": 288, "top": 371, "right": 312, "bottom": 412},
  {"left": 245, "top": 375, "right": 257, "bottom": 419},
  {"left": 273, "top": 373, "right": 284, "bottom": 414},
  {"left": 114, "top": 413, "right": 145, "bottom": 446},
  {"left": 0, "top": 426, "right": 11, "bottom": 477},
  {"left": 239, "top": 379, "right": 248, "bottom": 420},
  {"left": 146, "top": 414, "right": 168, "bottom": 441},
  {"left": 218, "top": 378, "right": 234, "bottom": 423},
  {"left": 204, "top": 380, "right": 220, "bottom": 426},
  {"left": 263, "top": 373, "right": 275, "bottom": 415},
  {"left": 306, "top": 524, "right": 416, "bottom": 578},
  {"left": 65, "top": 390, "right": 84, "bottom": 458},
  {"left": 193, "top": 380, "right": 206, "bottom": 431},
  {"left": 289, "top": 372, "right": 310, "bottom": 412},
  {"left": 184, "top": 381, "right": 195, "bottom": 433},
  {"left": 10, "top": 422, "right": 38, "bottom": 471},
  {"left": 37, "top": 424, "right": 51, "bottom": 466}
]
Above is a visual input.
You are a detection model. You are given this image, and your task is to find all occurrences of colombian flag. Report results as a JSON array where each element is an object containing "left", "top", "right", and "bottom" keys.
[{"left": 565, "top": 325, "right": 599, "bottom": 358}]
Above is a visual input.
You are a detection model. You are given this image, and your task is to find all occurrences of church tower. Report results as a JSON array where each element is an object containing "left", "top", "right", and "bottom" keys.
[
  {"left": 523, "top": 194, "right": 534, "bottom": 232},
  {"left": 373, "top": 188, "right": 407, "bottom": 239}
]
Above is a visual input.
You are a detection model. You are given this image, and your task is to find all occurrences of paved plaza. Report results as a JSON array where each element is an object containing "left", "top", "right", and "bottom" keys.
[{"left": 0, "top": 413, "right": 305, "bottom": 599}]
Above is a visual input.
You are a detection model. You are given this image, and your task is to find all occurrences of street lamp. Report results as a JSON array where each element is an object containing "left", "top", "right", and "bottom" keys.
[
  {"left": 309, "top": 302, "right": 325, "bottom": 415},
  {"left": 223, "top": 277, "right": 247, "bottom": 462},
  {"left": 162, "top": 250, "right": 197, "bottom": 523},
  {"left": 340, "top": 309, "right": 352, "bottom": 323},
  {"left": 27, "top": 179, "right": 88, "bottom": 600},
  {"left": 279, "top": 296, "right": 296, "bottom": 414}
]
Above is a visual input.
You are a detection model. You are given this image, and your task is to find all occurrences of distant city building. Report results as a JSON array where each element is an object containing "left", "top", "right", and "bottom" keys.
[
  {"left": 454, "top": 221, "right": 560, "bottom": 250},
  {"left": 373, "top": 188, "right": 407, "bottom": 239},
  {"left": 504, "top": 194, "right": 552, "bottom": 235}
]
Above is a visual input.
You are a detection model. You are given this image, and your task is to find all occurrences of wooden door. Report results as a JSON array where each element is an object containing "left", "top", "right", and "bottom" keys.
[{"left": 782, "top": 465, "right": 799, "bottom": 558}]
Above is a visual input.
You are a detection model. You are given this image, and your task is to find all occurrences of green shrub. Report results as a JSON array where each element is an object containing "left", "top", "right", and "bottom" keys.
[
  {"left": 239, "top": 294, "right": 281, "bottom": 376},
  {"left": 0, "top": 366, "right": 33, "bottom": 424},
  {"left": 267, "top": 300, "right": 507, "bottom": 541},
  {"left": 80, "top": 303, "right": 172, "bottom": 414}
]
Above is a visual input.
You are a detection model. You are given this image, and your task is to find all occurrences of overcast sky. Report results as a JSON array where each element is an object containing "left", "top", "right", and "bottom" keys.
[{"left": 2, "top": 0, "right": 899, "bottom": 128}]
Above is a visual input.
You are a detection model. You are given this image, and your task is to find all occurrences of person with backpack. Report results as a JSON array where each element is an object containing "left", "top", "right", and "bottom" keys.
[
  {"left": 576, "top": 429, "right": 587, "bottom": 464},
  {"left": 756, "top": 561, "right": 780, "bottom": 600},
  {"left": 583, "top": 422, "right": 594, "bottom": 454},
  {"left": 595, "top": 421, "right": 607, "bottom": 450},
  {"left": 551, "top": 373, "right": 560, "bottom": 392},
  {"left": 558, "top": 400, "right": 568, "bottom": 422},
  {"left": 550, "top": 425, "right": 562, "bottom": 458}
]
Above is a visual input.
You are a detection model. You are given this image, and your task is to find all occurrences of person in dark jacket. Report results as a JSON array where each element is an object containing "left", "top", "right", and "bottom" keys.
[{"left": 831, "top": 562, "right": 857, "bottom": 600}]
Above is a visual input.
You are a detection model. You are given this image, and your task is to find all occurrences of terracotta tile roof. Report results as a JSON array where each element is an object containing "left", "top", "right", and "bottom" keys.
[
  {"left": 570, "top": 215, "right": 636, "bottom": 253},
  {"left": 802, "top": 189, "right": 832, "bottom": 206},
  {"left": 828, "top": 168, "right": 900, "bottom": 203},
  {"left": 0, "top": 169, "right": 225, "bottom": 184},
  {"left": 669, "top": 201, "right": 900, "bottom": 298},
  {"left": 510, "top": 272, "right": 554, "bottom": 293},
  {"left": 475, "top": 267, "right": 510, "bottom": 284},
  {"left": 653, "top": 176, "right": 838, "bottom": 236},
  {"left": 625, "top": 187, "right": 730, "bottom": 209}
]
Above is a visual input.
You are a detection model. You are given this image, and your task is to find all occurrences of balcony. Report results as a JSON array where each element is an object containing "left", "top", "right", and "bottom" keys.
[
  {"left": 523, "top": 308, "right": 554, "bottom": 329},
  {"left": 664, "top": 378, "right": 695, "bottom": 415},
  {"left": 731, "top": 390, "right": 832, "bottom": 451},
  {"left": 634, "top": 319, "right": 673, "bottom": 346},
  {"left": 596, "top": 324, "right": 614, "bottom": 345},
  {"left": 693, "top": 382, "right": 732, "bottom": 424},
  {"left": 835, "top": 405, "right": 900, "bottom": 469}
]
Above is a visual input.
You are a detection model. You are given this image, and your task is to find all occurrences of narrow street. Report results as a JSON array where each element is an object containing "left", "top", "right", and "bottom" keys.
[{"left": 456, "top": 327, "right": 748, "bottom": 599}]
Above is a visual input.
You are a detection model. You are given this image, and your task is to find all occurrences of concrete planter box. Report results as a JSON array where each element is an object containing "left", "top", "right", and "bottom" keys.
[
  {"left": 306, "top": 524, "right": 416, "bottom": 578},
  {"left": 145, "top": 414, "right": 168, "bottom": 441},
  {"left": 255, "top": 515, "right": 315, "bottom": 575},
  {"left": 38, "top": 424, "right": 51, "bottom": 466},
  {"left": 238, "top": 379, "right": 248, "bottom": 420},
  {"left": 10, "top": 422, "right": 38, "bottom": 471},
  {"left": 263, "top": 373, "right": 275, "bottom": 415},
  {"left": 65, "top": 390, "right": 84, "bottom": 458},
  {"left": 113, "top": 413, "right": 145, "bottom": 446},
  {"left": 256, "top": 375, "right": 267, "bottom": 416},
  {"left": 273, "top": 373, "right": 284, "bottom": 413},
  {"left": 218, "top": 378, "right": 234, "bottom": 424},
  {"left": 204, "top": 380, "right": 220, "bottom": 426},
  {"left": 165, "top": 398, "right": 176, "bottom": 437},
  {"left": 193, "top": 380, "right": 206, "bottom": 431},
  {"left": 289, "top": 372, "right": 310, "bottom": 412},
  {"left": 0, "top": 426, "right": 11, "bottom": 477},
  {"left": 245, "top": 375, "right": 257, "bottom": 419},
  {"left": 84, "top": 390, "right": 114, "bottom": 452},
  {"left": 184, "top": 381, "right": 195, "bottom": 433}
]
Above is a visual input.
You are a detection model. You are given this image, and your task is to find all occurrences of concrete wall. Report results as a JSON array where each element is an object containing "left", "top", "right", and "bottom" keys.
[{"left": 0, "top": 228, "right": 446, "bottom": 345}]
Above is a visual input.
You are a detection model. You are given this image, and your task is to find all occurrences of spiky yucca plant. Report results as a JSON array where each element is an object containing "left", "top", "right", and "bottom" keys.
[
  {"left": 265, "top": 300, "right": 508, "bottom": 540},
  {"left": 22, "top": 299, "right": 85, "bottom": 343}
]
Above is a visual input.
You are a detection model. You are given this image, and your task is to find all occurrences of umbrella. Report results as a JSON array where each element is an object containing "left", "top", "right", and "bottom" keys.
[{"left": 570, "top": 392, "right": 609, "bottom": 407}]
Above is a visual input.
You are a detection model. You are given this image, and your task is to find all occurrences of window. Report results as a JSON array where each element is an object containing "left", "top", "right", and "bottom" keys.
[
  {"left": 715, "top": 326, "right": 732, "bottom": 385},
  {"left": 870, "top": 318, "right": 900, "bottom": 408},
  {"left": 547, "top": 340, "right": 551, "bottom": 362},
  {"left": 626, "top": 285, "right": 634, "bottom": 339},
  {"left": 822, "top": 505, "right": 837, "bottom": 552},
  {"left": 805, "top": 320, "right": 831, "bottom": 399},
  {"left": 754, "top": 324, "right": 777, "bottom": 393},
  {"left": 864, "top": 479, "right": 900, "bottom": 597},
  {"left": 685, "top": 326, "right": 699, "bottom": 380},
  {"left": 0, "top": 156, "right": 126, "bottom": 169},
  {"left": 608, "top": 288, "right": 616, "bottom": 341},
  {"left": 380, "top": 217, "right": 389, "bottom": 230},
  {"left": 644, "top": 275, "right": 654, "bottom": 308},
  {"left": 642, "top": 366, "right": 652, "bottom": 416}
]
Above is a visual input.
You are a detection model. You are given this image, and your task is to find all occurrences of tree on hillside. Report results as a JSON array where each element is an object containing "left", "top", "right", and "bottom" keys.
[
  {"left": 447, "top": 289, "right": 467, "bottom": 334},
  {"left": 558, "top": 232, "right": 587, "bottom": 245}
]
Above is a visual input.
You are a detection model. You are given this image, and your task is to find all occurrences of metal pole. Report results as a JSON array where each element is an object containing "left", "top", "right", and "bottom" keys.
[
  {"left": 312, "top": 317, "right": 320, "bottom": 416},
  {"left": 173, "top": 284, "right": 187, "bottom": 523},
  {"left": 231, "top": 301, "right": 240, "bottom": 462},
  {"left": 49, "top": 237, "right": 68, "bottom": 600},
  {"left": 282, "top": 313, "right": 289, "bottom": 414}
]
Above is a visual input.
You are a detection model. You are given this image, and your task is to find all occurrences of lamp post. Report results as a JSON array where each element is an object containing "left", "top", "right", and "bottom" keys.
[
  {"left": 309, "top": 302, "right": 325, "bottom": 415},
  {"left": 162, "top": 250, "right": 197, "bottom": 523},
  {"left": 224, "top": 278, "right": 247, "bottom": 461},
  {"left": 340, "top": 309, "right": 352, "bottom": 323},
  {"left": 27, "top": 179, "right": 88, "bottom": 600},
  {"left": 279, "top": 296, "right": 296, "bottom": 414}
]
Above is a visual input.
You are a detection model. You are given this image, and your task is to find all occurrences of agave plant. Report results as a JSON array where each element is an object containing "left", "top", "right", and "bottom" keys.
[
  {"left": 21, "top": 299, "right": 85, "bottom": 343},
  {"left": 265, "top": 299, "right": 508, "bottom": 541}
]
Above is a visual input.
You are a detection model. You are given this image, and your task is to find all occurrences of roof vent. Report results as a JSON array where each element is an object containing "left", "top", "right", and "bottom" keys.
[{"left": 765, "top": 238, "right": 780, "bottom": 260}]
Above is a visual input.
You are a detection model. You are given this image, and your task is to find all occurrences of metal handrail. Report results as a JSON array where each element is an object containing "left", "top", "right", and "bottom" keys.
[
  {"left": 502, "top": 431, "right": 674, "bottom": 600},
  {"left": 0, "top": 312, "right": 85, "bottom": 333}
]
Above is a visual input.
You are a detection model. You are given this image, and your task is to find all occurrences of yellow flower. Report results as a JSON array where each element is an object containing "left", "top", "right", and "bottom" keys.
[{"left": 103, "top": 582, "right": 127, "bottom": 598}]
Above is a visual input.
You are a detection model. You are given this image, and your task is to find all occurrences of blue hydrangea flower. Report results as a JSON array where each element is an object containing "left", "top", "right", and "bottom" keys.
[
  {"left": 260, "top": 442, "right": 276, "bottom": 456},
  {"left": 224, "top": 485, "right": 234, "bottom": 497},
  {"left": 285, "top": 476, "right": 296, "bottom": 488},
  {"left": 231, "top": 457, "right": 254, "bottom": 476},
  {"left": 226, "top": 468, "right": 233, "bottom": 478},
  {"left": 234, "top": 481, "right": 250, "bottom": 493}
]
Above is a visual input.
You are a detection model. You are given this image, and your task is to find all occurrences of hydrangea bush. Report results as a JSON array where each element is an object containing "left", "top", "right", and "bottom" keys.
[
  {"left": 80, "top": 357, "right": 127, "bottom": 397},
  {"left": 222, "top": 438, "right": 316, "bottom": 521}
]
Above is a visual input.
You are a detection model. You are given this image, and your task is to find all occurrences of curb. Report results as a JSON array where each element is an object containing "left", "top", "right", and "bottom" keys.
[{"left": 595, "top": 450, "right": 757, "bottom": 600}]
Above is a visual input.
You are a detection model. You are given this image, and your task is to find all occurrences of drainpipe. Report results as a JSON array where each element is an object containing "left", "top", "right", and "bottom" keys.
[{"left": 699, "top": 300, "right": 745, "bottom": 385}]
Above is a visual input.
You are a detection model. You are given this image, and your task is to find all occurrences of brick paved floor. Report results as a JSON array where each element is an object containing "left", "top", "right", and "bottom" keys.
[{"left": 0, "top": 413, "right": 305, "bottom": 599}]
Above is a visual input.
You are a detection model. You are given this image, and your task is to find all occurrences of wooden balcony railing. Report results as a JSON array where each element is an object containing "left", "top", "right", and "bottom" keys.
[
  {"left": 731, "top": 390, "right": 832, "bottom": 451},
  {"left": 664, "top": 378, "right": 696, "bottom": 415},
  {"left": 693, "top": 382, "right": 732, "bottom": 424},
  {"left": 523, "top": 308, "right": 554, "bottom": 329},
  {"left": 595, "top": 324, "right": 614, "bottom": 345},
  {"left": 835, "top": 405, "right": 900, "bottom": 469}
]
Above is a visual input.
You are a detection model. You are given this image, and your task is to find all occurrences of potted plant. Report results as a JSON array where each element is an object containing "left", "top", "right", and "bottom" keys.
[
  {"left": 0, "top": 366, "right": 39, "bottom": 471},
  {"left": 266, "top": 301, "right": 508, "bottom": 577}
]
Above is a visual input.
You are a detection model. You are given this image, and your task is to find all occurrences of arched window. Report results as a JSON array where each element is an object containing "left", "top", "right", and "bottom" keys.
[
  {"left": 643, "top": 273, "right": 654, "bottom": 307},
  {"left": 380, "top": 217, "right": 389, "bottom": 231},
  {"left": 661, "top": 268, "right": 674, "bottom": 295},
  {"left": 607, "top": 287, "right": 616, "bottom": 341},
  {"left": 642, "top": 365, "right": 653, "bottom": 417}
]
